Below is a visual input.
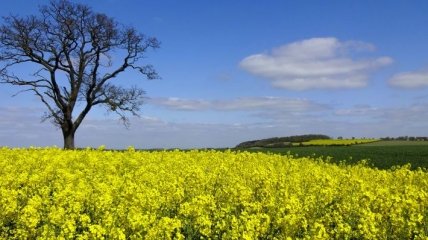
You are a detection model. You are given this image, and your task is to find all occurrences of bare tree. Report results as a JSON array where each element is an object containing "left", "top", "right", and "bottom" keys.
[{"left": 0, "top": 0, "right": 159, "bottom": 149}]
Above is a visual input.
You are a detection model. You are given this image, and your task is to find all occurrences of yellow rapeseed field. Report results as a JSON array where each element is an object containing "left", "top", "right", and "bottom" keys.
[
  {"left": 0, "top": 147, "right": 427, "bottom": 239},
  {"left": 301, "top": 139, "right": 379, "bottom": 146}
]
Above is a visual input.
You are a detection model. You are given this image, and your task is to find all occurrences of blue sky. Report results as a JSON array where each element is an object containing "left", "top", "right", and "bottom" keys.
[{"left": 1, "top": 0, "right": 428, "bottom": 148}]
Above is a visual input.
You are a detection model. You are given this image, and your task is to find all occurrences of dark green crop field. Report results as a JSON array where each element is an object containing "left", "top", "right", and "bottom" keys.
[{"left": 240, "top": 141, "right": 428, "bottom": 170}]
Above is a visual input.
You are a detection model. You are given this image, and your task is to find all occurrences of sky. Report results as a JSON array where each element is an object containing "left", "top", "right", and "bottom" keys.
[{"left": 1, "top": 0, "right": 428, "bottom": 149}]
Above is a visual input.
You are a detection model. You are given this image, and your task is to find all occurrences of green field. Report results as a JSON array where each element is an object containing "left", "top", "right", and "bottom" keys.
[
  {"left": 242, "top": 141, "right": 428, "bottom": 170},
  {"left": 360, "top": 140, "right": 428, "bottom": 146}
]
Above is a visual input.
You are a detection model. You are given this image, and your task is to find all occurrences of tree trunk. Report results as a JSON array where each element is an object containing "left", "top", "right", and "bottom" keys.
[{"left": 62, "top": 129, "right": 75, "bottom": 150}]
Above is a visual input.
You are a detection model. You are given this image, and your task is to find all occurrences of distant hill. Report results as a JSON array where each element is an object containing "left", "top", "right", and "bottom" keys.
[{"left": 236, "top": 134, "right": 331, "bottom": 148}]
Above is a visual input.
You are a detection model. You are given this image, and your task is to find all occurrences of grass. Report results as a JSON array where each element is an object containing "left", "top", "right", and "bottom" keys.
[{"left": 240, "top": 141, "right": 428, "bottom": 170}]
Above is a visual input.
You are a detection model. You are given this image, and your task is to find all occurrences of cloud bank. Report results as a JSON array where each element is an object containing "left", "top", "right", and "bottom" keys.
[
  {"left": 2, "top": 100, "right": 428, "bottom": 149},
  {"left": 148, "top": 96, "right": 327, "bottom": 112},
  {"left": 240, "top": 37, "right": 392, "bottom": 90},
  {"left": 389, "top": 69, "right": 428, "bottom": 88}
]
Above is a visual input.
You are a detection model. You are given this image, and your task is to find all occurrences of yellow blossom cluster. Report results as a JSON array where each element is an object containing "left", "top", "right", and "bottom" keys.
[
  {"left": 301, "top": 139, "right": 378, "bottom": 146},
  {"left": 0, "top": 147, "right": 427, "bottom": 239}
]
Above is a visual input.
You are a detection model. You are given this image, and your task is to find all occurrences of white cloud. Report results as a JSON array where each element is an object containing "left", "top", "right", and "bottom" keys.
[
  {"left": 389, "top": 69, "right": 428, "bottom": 88},
  {"left": 149, "top": 97, "right": 211, "bottom": 111},
  {"left": 335, "top": 105, "right": 379, "bottom": 117},
  {"left": 148, "top": 96, "right": 327, "bottom": 112},
  {"left": 240, "top": 37, "right": 393, "bottom": 90},
  {"left": 334, "top": 103, "right": 428, "bottom": 125}
]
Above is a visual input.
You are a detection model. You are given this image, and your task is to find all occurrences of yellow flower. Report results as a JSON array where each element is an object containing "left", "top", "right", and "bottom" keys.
[{"left": 0, "top": 148, "right": 426, "bottom": 239}]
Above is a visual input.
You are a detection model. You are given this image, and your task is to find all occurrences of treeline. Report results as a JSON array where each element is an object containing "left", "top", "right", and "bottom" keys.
[
  {"left": 236, "top": 134, "right": 330, "bottom": 148},
  {"left": 381, "top": 136, "right": 428, "bottom": 141}
]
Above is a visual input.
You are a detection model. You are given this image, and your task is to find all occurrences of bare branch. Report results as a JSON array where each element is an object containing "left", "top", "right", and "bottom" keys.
[
  {"left": 31, "top": 88, "right": 63, "bottom": 126},
  {"left": 91, "top": 84, "right": 145, "bottom": 124}
]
